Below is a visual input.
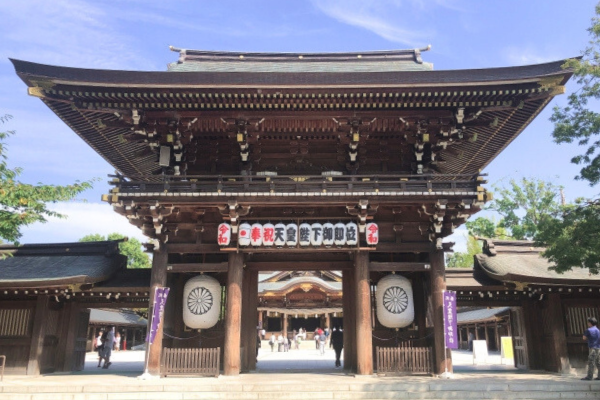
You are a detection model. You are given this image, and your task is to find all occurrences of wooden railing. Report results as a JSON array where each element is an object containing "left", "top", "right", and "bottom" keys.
[
  {"left": 111, "top": 173, "right": 480, "bottom": 196},
  {"left": 376, "top": 344, "right": 433, "bottom": 374},
  {"left": 161, "top": 347, "right": 220, "bottom": 377}
]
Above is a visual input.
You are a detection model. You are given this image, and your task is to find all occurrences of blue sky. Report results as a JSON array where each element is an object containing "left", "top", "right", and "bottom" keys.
[{"left": 0, "top": 0, "right": 598, "bottom": 246}]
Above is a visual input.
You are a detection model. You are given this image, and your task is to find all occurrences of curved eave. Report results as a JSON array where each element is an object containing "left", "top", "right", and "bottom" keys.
[{"left": 11, "top": 58, "right": 576, "bottom": 89}]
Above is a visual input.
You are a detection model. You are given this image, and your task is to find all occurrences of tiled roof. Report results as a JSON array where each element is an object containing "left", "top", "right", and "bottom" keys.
[
  {"left": 258, "top": 276, "right": 342, "bottom": 293},
  {"left": 89, "top": 309, "right": 147, "bottom": 327},
  {"left": 168, "top": 48, "right": 433, "bottom": 73},
  {"left": 457, "top": 307, "right": 511, "bottom": 324},
  {"left": 0, "top": 241, "right": 126, "bottom": 288},
  {"left": 167, "top": 48, "right": 433, "bottom": 73},
  {"left": 475, "top": 239, "right": 600, "bottom": 285},
  {"left": 445, "top": 268, "right": 505, "bottom": 290}
]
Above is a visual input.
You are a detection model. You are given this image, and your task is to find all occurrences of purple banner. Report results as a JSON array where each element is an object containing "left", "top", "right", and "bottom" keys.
[
  {"left": 148, "top": 287, "right": 170, "bottom": 345},
  {"left": 443, "top": 291, "right": 458, "bottom": 349}
]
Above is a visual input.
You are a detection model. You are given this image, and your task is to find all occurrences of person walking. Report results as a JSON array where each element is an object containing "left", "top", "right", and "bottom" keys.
[
  {"left": 318, "top": 328, "right": 327, "bottom": 355},
  {"left": 582, "top": 317, "right": 600, "bottom": 380},
  {"left": 96, "top": 330, "right": 105, "bottom": 368},
  {"left": 114, "top": 332, "right": 121, "bottom": 351},
  {"left": 269, "top": 333, "right": 276, "bottom": 352},
  {"left": 101, "top": 326, "right": 116, "bottom": 369},
  {"left": 330, "top": 326, "right": 344, "bottom": 367},
  {"left": 277, "top": 332, "right": 284, "bottom": 352}
]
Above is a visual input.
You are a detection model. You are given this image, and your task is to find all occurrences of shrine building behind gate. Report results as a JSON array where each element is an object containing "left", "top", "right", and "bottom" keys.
[{"left": 8, "top": 47, "right": 577, "bottom": 376}]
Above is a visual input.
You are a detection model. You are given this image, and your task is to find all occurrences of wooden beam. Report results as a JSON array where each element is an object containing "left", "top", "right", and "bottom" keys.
[
  {"left": 166, "top": 242, "right": 440, "bottom": 255},
  {"left": 167, "top": 263, "right": 228, "bottom": 273},
  {"left": 369, "top": 262, "right": 429, "bottom": 272},
  {"left": 246, "top": 261, "right": 351, "bottom": 271},
  {"left": 167, "top": 243, "right": 221, "bottom": 254}
]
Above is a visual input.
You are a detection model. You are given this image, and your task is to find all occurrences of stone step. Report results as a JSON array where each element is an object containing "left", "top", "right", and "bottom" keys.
[{"left": 2, "top": 381, "right": 599, "bottom": 400}]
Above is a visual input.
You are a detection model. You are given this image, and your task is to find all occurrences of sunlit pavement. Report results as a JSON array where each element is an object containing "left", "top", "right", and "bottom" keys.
[{"left": 77, "top": 344, "right": 519, "bottom": 375}]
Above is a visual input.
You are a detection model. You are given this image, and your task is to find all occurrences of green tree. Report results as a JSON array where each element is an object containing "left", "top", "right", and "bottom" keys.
[
  {"left": 79, "top": 232, "right": 150, "bottom": 269},
  {"left": 539, "top": 4, "right": 600, "bottom": 274},
  {"left": 446, "top": 236, "right": 481, "bottom": 268},
  {"left": 551, "top": 4, "right": 600, "bottom": 185},
  {"left": 536, "top": 200, "right": 600, "bottom": 274},
  {"left": 0, "top": 115, "right": 93, "bottom": 243},
  {"left": 487, "top": 178, "right": 562, "bottom": 240}
]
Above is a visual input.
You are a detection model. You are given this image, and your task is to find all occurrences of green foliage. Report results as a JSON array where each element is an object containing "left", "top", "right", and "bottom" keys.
[
  {"left": 465, "top": 217, "right": 496, "bottom": 238},
  {"left": 465, "top": 217, "right": 514, "bottom": 239},
  {"left": 446, "top": 236, "right": 481, "bottom": 268},
  {"left": 79, "top": 232, "right": 150, "bottom": 269},
  {"left": 551, "top": 4, "right": 600, "bottom": 185},
  {"left": 487, "top": 178, "right": 562, "bottom": 240},
  {"left": 0, "top": 115, "right": 93, "bottom": 243},
  {"left": 536, "top": 200, "right": 600, "bottom": 274}
]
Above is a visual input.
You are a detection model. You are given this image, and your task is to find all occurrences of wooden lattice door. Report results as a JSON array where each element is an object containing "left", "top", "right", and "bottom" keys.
[{"left": 510, "top": 308, "right": 528, "bottom": 369}]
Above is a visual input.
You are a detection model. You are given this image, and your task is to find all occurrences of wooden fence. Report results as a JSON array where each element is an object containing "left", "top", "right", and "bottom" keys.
[
  {"left": 161, "top": 347, "right": 220, "bottom": 377},
  {"left": 376, "top": 345, "right": 433, "bottom": 374}
]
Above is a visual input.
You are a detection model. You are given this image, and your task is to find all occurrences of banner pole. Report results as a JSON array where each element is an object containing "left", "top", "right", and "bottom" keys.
[{"left": 139, "top": 287, "right": 158, "bottom": 380}]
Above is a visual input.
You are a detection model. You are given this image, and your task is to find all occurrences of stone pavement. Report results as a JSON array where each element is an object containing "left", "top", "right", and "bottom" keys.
[{"left": 77, "top": 345, "right": 520, "bottom": 375}]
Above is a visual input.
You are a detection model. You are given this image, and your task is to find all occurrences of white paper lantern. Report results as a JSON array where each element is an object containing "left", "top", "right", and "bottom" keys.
[
  {"left": 183, "top": 275, "right": 221, "bottom": 329},
  {"left": 263, "top": 223, "right": 275, "bottom": 246},
  {"left": 366, "top": 222, "right": 379, "bottom": 245},
  {"left": 299, "top": 223, "right": 311, "bottom": 246},
  {"left": 345, "top": 222, "right": 358, "bottom": 246},
  {"left": 238, "top": 223, "right": 251, "bottom": 246},
  {"left": 274, "top": 223, "right": 286, "bottom": 246},
  {"left": 322, "top": 223, "right": 334, "bottom": 246},
  {"left": 217, "top": 223, "right": 231, "bottom": 246},
  {"left": 286, "top": 223, "right": 298, "bottom": 246},
  {"left": 310, "top": 223, "right": 324, "bottom": 246},
  {"left": 376, "top": 274, "right": 414, "bottom": 328},
  {"left": 250, "top": 223, "right": 263, "bottom": 246},
  {"left": 334, "top": 223, "right": 347, "bottom": 246}
]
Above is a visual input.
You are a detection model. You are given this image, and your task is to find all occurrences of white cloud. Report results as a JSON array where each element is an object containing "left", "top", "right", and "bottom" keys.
[
  {"left": 19, "top": 201, "right": 148, "bottom": 245},
  {"left": 0, "top": 0, "right": 152, "bottom": 70},
  {"left": 503, "top": 46, "right": 557, "bottom": 66},
  {"left": 311, "top": 0, "right": 463, "bottom": 47}
]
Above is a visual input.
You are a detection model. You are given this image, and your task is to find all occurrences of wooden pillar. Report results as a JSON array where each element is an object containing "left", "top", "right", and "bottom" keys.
[
  {"left": 223, "top": 252, "right": 244, "bottom": 375},
  {"left": 495, "top": 324, "right": 500, "bottom": 351},
  {"left": 325, "top": 313, "right": 331, "bottom": 330},
  {"left": 355, "top": 252, "right": 373, "bottom": 375},
  {"left": 521, "top": 299, "right": 537, "bottom": 370},
  {"left": 475, "top": 325, "right": 480, "bottom": 340},
  {"left": 248, "top": 269, "right": 259, "bottom": 370},
  {"left": 241, "top": 269, "right": 258, "bottom": 371},
  {"left": 27, "top": 295, "right": 49, "bottom": 375},
  {"left": 413, "top": 274, "right": 427, "bottom": 347},
  {"left": 146, "top": 244, "right": 168, "bottom": 376},
  {"left": 258, "top": 310, "right": 264, "bottom": 329},
  {"left": 547, "top": 293, "right": 571, "bottom": 374},
  {"left": 429, "top": 248, "right": 448, "bottom": 375},
  {"left": 283, "top": 314, "right": 288, "bottom": 338},
  {"left": 484, "top": 323, "right": 490, "bottom": 349},
  {"left": 342, "top": 269, "right": 356, "bottom": 371}
]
